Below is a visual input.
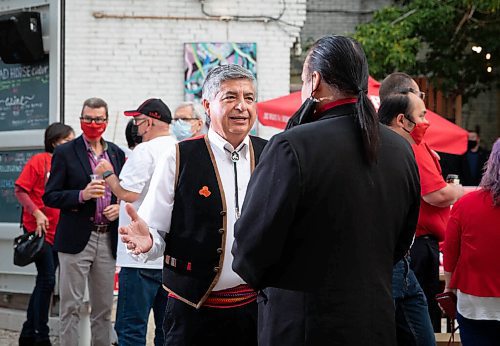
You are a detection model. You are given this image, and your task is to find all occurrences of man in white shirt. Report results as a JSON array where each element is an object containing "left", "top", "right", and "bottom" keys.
[
  {"left": 95, "top": 98, "right": 176, "bottom": 346},
  {"left": 119, "top": 64, "right": 266, "bottom": 346}
]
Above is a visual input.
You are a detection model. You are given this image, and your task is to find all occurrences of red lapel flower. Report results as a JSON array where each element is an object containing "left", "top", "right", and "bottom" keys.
[{"left": 199, "top": 186, "right": 211, "bottom": 198}]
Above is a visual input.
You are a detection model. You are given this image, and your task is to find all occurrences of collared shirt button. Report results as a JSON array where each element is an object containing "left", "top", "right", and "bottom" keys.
[
  {"left": 89, "top": 217, "right": 94, "bottom": 222},
  {"left": 213, "top": 266, "right": 220, "bottom": 273},
  {"left": 218, "top": 228, "right": 224, "bottom": 234},
  {"left": 216, "top": 248, "right": 223, "bottom": 254},
  {"left": 220, "top": 210, "right": 226, "bottom": 216}
]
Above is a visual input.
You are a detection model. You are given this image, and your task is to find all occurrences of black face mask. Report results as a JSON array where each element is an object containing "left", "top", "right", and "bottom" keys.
[
  {"left": 285, "top": 96, "right": 318, "bottom": 130},
  {"left": 467, "top": 140, "right": 477, "bottom": 150},
  {"left": 131, "top": 124, "right": 143, "bottom": 145}
]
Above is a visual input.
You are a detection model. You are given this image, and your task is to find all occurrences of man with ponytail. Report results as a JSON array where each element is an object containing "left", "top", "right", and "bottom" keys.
[{"left": 231, "top": 35, "right": 421, "bottom": 345}]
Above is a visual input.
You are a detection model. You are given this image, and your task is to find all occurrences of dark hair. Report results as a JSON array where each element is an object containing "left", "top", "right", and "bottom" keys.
[
  {"left": 379, "top": 72, "right": 415, "bottom": 102},
  {"left": 306, "top": 35, "right": 379, "bottom": 164},
  {"left": 81, "top": 97, "right": 109, "bottom": 118},
  {"left": 125, "top": 119, "right": 138, "bottom": 149},
  {"left": 44, "top": 122, "right": 74, "bottom": 153},
  {"left": 467, "top": 125, "right": 480, "bottom": 136},
  {"left": 480, "top": 139, "right": 500, "bottom": 206},
  {"left": 378, "top": 94, "right": 413, "bottom": 125}
]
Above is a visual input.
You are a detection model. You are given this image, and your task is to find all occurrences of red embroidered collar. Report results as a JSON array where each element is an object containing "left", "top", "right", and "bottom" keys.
[{"left": 317, "top": 98, "right": 357, "bottom": 114}]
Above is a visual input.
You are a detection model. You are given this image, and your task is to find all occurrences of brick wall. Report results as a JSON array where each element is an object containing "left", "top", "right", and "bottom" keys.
[
  {"left": 300, "top": 0, "right": 392, "bottom": 44},
  {"left": 64, "top": 0, "right": 307, "bottom": 144},
  {"left": 290, "top": 0, "right": 392, "bottom": 88},
  {"left": 462, "top": 89, "right": 499, "bottom": 150}
]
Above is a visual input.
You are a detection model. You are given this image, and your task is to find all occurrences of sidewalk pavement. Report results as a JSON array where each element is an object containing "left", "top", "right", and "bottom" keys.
[{"left": 0, "top": 297, "right": 156, "bottom": 345}]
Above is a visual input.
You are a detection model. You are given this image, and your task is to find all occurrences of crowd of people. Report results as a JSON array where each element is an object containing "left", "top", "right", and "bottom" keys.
[{"left": 13, "top": 34, "right": 500, "bottom": 346}]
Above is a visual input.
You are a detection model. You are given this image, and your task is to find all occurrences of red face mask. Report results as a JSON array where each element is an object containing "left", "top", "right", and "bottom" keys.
[
  {"left": 409, "top": 122, "right": 430, "bottom": 145},
  {"left": 81, "top": 121, "right": 107, "bottom": 140}
]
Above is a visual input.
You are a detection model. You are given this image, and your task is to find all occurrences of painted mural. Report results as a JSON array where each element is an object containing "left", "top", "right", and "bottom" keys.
[{"left": 184, "top": 42, "right": 257, "bottom": 101}]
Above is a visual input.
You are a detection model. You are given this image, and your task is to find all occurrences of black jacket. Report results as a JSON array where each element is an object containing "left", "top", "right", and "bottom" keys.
[
  {"left": 43, "top": 135, "right": 125, "bottom": 257},
  {"left": 232, "top": 103, "right": 420, "bottom": 345},
  {"left": 461, "top": 147, "right": 490, "bottom": 186}
]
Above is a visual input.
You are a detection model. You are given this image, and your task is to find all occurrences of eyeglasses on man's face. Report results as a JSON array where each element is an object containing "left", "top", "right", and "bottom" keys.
[
  {"left": 132, "top": 117, "right": 149, "bottom": 126},
  {"left": 173, "top": 117, "right": 198, "bottom": 122},
  {"left": 401, "top": 87, "right": 426, "bottom": 100},
  {"left": 80, "top": 116, "right": 107, "bottom": 124}
]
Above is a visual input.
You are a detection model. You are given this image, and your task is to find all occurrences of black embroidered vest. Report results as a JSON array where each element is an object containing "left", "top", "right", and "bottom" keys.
[{"left": 163, "top": 135, "right": 267, "bottom": 308}]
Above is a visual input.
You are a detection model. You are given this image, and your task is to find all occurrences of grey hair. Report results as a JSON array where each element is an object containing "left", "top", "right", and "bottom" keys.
[
  {"left": 81, "top": 97, "right": 108, "bottom": 118},
  {"left": 201, "top": 64, "right": 257, "bottom": 101},
  {"left": 175, "top": 101, "right": 206, "bottom": 123},
  {"left": 480, "top": 138, "right": 500, "bottom": 206}
]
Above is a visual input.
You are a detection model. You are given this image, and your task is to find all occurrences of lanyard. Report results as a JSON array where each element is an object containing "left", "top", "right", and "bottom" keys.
[{"left": 224, "top": 146, "right": 244, "bottom": 219}]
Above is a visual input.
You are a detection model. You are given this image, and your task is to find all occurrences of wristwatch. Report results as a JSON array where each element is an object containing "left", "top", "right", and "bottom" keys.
[{"left": 102, "top": 170, "right": 114, "bottom": 179}]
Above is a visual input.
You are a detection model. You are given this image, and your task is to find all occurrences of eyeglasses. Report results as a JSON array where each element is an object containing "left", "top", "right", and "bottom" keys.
[
  {"left": 80, "top": 116, "right": 107, "bottom": 124},
  {"left": 132, "top": 118, "right": 149, "bottom": 126},
  {"left": 400, "top": 88, "right": 426, "bottom": 100},
  {"left": 173, "top": 118, "right": 198, "bottom": 122}
]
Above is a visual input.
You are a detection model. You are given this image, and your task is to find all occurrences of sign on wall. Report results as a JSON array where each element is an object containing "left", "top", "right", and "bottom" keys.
[
  {"left": 0, "top": 149, "right": 42, "bottom": 223},
  {"left": 184, "top": 42, "right": 257, "bottom": 102},
  {"left": 0, "top": 56, "right": 49, "bottom": 132}
]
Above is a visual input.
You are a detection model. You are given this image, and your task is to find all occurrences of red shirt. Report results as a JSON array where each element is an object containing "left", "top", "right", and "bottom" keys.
[
  {"left": 412, "top": 141, "right": 449, "bottom": 241},
  {"left": 15, "top": 152, "right": 60, "bottom": 244},
  {"left": 443, "top": 189, "right": 500, "bottom": 297}
]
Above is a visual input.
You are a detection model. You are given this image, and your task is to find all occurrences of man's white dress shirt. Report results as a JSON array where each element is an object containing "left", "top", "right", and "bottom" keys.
[{"left": 138, "top": 128, "right": 252, "bottom": 290}]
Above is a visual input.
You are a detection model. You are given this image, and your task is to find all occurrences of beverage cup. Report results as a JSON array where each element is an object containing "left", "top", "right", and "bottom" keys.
[
  {"left": 90, "top": 174, "right": 105, "bottom": 198},
  {"left": 446, "top": 174, "right": 460, "bottom": 185}
]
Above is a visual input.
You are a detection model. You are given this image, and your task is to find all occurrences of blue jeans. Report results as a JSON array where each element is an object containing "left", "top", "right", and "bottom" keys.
[
  {"left": 114, "top": 267, "right": 168, "bottom": 346},
  {"left": 392, "top": 257, "right": 435, "bottom": 346},
  {"left": 20, "top": 239, "right": 59, "bottom": 342},
  {"left": 457, "top": 312, "right": 500, "bottom": 346}
]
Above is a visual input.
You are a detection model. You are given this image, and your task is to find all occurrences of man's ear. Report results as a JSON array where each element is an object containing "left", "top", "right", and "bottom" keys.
[
  {"left": 202, "top": 99, "right": 211, "bottom": 119},
  {"left": 311, "top": 71, "right": 321, "bottom": 95},
  {"left": 395, "top": 113, "right": 406, "bottom": 128}
]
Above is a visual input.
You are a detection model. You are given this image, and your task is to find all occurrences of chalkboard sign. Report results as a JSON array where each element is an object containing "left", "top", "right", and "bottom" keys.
[
  {"left": 0, "top": 149, "right": 42, "bottom": 223},
  {"left": 0, "top": 56, "right": 49, "bottom": 131}
]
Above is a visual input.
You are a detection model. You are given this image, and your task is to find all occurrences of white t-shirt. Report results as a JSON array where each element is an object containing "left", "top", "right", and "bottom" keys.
[
  {"left": 457, "top": 290, "right": 500, "bottom": 321},
  {"left": 117, "top": 135, "right": 177, "bottom": 268},
  {"left": 138, "top": 129, "right": 251, "bottom": 290}
]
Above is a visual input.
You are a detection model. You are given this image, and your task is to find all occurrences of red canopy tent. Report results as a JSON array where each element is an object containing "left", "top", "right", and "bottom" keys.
[{"left": 257, "top": 77, "right": 468, "bottom": 155}]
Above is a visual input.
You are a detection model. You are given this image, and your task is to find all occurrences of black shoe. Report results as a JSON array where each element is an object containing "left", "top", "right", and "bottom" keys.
[{"left": 18, "top": 336, "right": 35, "bottom": 346}]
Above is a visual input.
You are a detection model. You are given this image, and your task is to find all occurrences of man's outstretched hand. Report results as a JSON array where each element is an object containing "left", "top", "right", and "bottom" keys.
[{"left": 119, "top": 203, "right": 153, "bottom": 255}]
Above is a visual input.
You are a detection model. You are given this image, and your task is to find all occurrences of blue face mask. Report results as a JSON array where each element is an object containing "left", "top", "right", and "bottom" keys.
[{"left": 172, "top": 119, "right": 193, "bottom": 141}]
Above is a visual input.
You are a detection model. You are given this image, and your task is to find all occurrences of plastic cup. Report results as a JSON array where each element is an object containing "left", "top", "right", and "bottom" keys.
[{"left": 90, "top": 174, "right": 105, "bottom": 198}]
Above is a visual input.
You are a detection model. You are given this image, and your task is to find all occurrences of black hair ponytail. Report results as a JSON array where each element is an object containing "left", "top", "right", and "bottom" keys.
[{"left": 307, "top": 35, "right": 379, "bottom": 164}]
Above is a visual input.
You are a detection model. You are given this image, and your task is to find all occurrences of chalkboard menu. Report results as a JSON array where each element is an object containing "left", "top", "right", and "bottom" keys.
[
  {"left": 0, "top": 56, "right": 49, "bottom": 131},
  {"left": 0, "top": 149, "right": 42, "bottom": 223}
]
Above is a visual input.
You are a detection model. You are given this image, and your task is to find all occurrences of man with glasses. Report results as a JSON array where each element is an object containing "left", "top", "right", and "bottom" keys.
[
  {"left": 94, "top": 98, "right": 175, "bottom": 346},
  {"left": 380, "top": 72, "right": 464, "bottom": 336},
  {"left": 172, "top": 101, "right": 207, "bottom": 141},
  {"left": 43, "top": 97, "right": 125, "bottom": 346}
]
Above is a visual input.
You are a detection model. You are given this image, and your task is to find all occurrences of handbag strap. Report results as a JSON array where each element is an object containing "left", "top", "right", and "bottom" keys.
[
  {"left": 447, "top": 323, "right": 459, "bottom": 346},
  {"left": 19, "top": 206, "right": 24, "bottom": 229}
]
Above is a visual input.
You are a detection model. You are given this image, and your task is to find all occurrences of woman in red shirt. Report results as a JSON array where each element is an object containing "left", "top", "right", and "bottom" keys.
[
  {"left": 443, "top": 138, "right": 500, "bottom": 345},
  {"left": 16, "top": 122, "right": 74, "bottom": 346}
]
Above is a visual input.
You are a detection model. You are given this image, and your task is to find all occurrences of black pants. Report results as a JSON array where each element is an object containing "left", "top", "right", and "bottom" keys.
[
  {"left": 410, "top": 236, "right": 442, "bottom": 332},
  {"left": 163, "top": 298, "right": 257, "bottom": 346}
]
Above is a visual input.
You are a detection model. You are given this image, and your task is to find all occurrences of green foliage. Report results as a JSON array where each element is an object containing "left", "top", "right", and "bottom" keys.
[{"left": 353, "top": 0, "right": 500, "bottom": 102}]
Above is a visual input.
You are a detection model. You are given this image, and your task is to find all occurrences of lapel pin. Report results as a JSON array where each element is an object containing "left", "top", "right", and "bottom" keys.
[{"left": 199, "top": 186, "right": 211, "bottom": 198}]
